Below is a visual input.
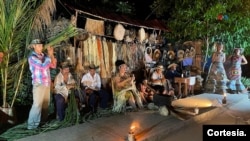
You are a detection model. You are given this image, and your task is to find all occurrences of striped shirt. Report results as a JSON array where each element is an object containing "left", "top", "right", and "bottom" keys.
[{"left": 28, "top": 51, "right": 56, "bottom": 86}]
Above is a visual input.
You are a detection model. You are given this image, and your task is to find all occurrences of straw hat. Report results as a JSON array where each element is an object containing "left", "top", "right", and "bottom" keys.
[
  {"left": 27, "top": 39, "right": 43, "bottom": 49},
  {"left": 155, "top": 64, "right": 164, "bottom": 70},
  {"left": 88, "top": 64, "right": 99, "bottom": 70},
  {"left": 167, "top": 63, "right": 178, "bottom": 69},
  {"left": 167, "top": 50, "right": 175, "bottom": 60},
  {"left": 60, "top": 62, "right": 70, "bottom": 69},
  {"left": 153, "top": 49, "right": 161, "bottom": 61}
]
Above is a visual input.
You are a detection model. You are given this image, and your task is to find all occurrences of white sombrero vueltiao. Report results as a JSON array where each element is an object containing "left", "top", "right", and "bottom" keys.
[{"left": 167, "top": 63, "right": 178, "bottom": 69}]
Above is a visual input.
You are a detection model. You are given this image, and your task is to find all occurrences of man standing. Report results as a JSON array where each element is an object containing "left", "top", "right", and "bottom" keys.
[{"left": 27, "top": 39, "right": 57, "bottom": 130}]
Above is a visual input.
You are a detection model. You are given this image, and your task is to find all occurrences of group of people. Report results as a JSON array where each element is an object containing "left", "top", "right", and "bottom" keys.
[
  {"left": 26, "top": 39, "right": 110, "bottom": 129},
  {"left": 26, "top": 39, "right": 248, "bottom": 130},
  {"left": 205, "top": 42, "right": 248, "bottom": 94}
]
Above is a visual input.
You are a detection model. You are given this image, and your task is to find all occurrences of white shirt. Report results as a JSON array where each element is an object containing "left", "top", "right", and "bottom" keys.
[
  {"left": 81, "top": 72, "right": 101, "bottom": 89},
  {"left": 54, "top": 72, "right": 76, "bottom": 99},
  {"left": 151, "top": 71, "right": 164, "bottom": 86}
]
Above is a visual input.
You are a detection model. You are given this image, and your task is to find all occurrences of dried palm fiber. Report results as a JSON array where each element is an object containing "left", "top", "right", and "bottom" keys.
[
  {"left": 113, "top": 23, "right": 125, "bottom": 41},
  {"left": 85, "top": 18, "right": 104, "bottom": 35},
  {"left": 121, "top": 43, "right": 129, "bottom": 63},
  {"left": 97, "top": 37, "right": 106, "bottom": 78},
  {"left": 138, "top": 27, "right": 146, "bottom": 43},
  {"left": 102, "top": 38, "right": 111, "bottom": 78},
  {"left": 32, "top": 0, "right": 56, "bottom": 34},
  {"left": 148, "top": 30, "right": 157, "bottom": 44},
  {"left": 138, "top": 44, "right": 145, "bottom": 60},
  {"left": 87, "top": 35, "right": 95, "bottom": 64},
  {"left": 112, "top": 42, "right": 117, "bottom": 73},
  {"left": 116, "top": 42, "right": 123, "bottom": 60},
  {"left": 129, "top": 43, "right": 137, "bottom": 69},
  {"left": 75, "top": 46, "right": 85, "bottom": 74},
  {"left": 83, "top": 39, "right": 90, "bottom": 67},
  {"left": 107, "top": 40, "right": 114, "bottom": 74},
  {"left": 92, "top": 36, "right": 99, "bottom": 66}
]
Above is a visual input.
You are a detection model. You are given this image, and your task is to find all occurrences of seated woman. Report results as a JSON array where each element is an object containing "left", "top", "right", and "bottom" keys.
[{"left": 112, "top": 60, "right": 143, "bottom": 113}]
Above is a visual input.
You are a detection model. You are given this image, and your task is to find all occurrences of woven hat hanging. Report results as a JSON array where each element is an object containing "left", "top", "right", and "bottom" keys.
[
  {"left": 153, "top": 49, "right": 161, "bottom": 61},
  {"left": 138, "top": 27, "right": 146, "bottom": 43},
  {"left": 113, "top": 23, "right": 125, "bottom": 41}
]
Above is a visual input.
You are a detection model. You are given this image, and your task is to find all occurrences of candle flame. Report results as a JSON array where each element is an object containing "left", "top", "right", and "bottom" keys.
[{"left": 223, "top": 93, "right": 227, "bottom": 97}]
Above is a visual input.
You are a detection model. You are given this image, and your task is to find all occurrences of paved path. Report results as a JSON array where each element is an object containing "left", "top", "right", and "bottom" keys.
[{"left": 15, "top": 93, "right": 249, "bottom": 141}]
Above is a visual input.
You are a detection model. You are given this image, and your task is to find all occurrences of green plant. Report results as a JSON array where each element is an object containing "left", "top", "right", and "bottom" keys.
[
  {"left": 0, "top": 0, "right": 78, "bottom": 109},
  {"left": 241, "top": 76, "right": 250, "bottom": 89}
]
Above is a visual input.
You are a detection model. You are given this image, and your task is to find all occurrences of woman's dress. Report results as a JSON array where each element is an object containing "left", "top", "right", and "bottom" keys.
[
  {"left": 112, "top": 73, "right": 143, "bottom": 112},
  {"left": 227, "top": 55, "right": 246, "bottom": 92},
  {"left": 205, "top": 52, "right": 228, "bottom": 94}
]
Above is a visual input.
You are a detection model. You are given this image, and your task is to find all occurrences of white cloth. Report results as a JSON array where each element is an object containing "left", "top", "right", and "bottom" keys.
[
  {"left": 81, "top": 72, "right": 101, "bottom": 89},
  {"left": 54, "top": 72, "right": 76, "bottom": 99}
]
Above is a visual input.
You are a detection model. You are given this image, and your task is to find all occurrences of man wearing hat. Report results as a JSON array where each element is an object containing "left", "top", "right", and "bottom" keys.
[
  {"left": 27, "top": 39, "right": 57, "bottom": 129},
  {"left": 165, "top": 63, "right": 181, "bottom": 85},
  {"left": 165, "top": 63, "right": 182, "bottom": 97},
  {"left": 53, "top": 62, "right": 76, "bottom": 121},
  {"left": 81, "top": 64, "right": 109, "bottom": 112}
]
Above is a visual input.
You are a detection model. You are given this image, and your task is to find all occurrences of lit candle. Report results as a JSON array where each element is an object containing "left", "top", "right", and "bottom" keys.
[
  {"left": 222, "top": 93, "right": 227, "bottom": 104},
  {"left": 128, "top": 126, "right": 135, "bottom": 141},
  {"left": 128, "top": 131, "right": 134, "bottom": 141}
]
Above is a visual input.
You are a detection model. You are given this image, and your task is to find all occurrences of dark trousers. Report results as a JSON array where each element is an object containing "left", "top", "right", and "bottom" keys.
[
  {"left": 54, "top": 94, "right": 66, "bottom": 121},
  {"left": 88, "top": 89, "right": 109, "bottom": 111}
]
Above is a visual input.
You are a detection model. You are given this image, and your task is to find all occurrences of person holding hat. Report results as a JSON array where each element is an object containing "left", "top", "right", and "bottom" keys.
[
  {"left": 54, "top": 62, "right": 76, "bottom": 121},
  {"left": 81, "top": 64, "right": 110, "bottom": 113},
  {"left": 27, "top": 39, "right": 57, "bottom": 129},
  {"left": 112, "top": 60, "right": 143, "bottom": 112},
  {"left": 227, "top": 48, "right": 248, "bottom": 93}
]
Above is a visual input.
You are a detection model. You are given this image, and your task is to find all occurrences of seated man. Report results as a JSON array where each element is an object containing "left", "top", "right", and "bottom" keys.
[
  {"left": 112, "top": 60, "right": 143, "bottom": 113},
  {"left": 165, "top": 63, "right": 182, "bottom": 96},
  {"left": 54, "top": 62, "right": 76, "bottom": 121},
  {"left": 81, "top": 64, "right": 110, "bottom": 113}
]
